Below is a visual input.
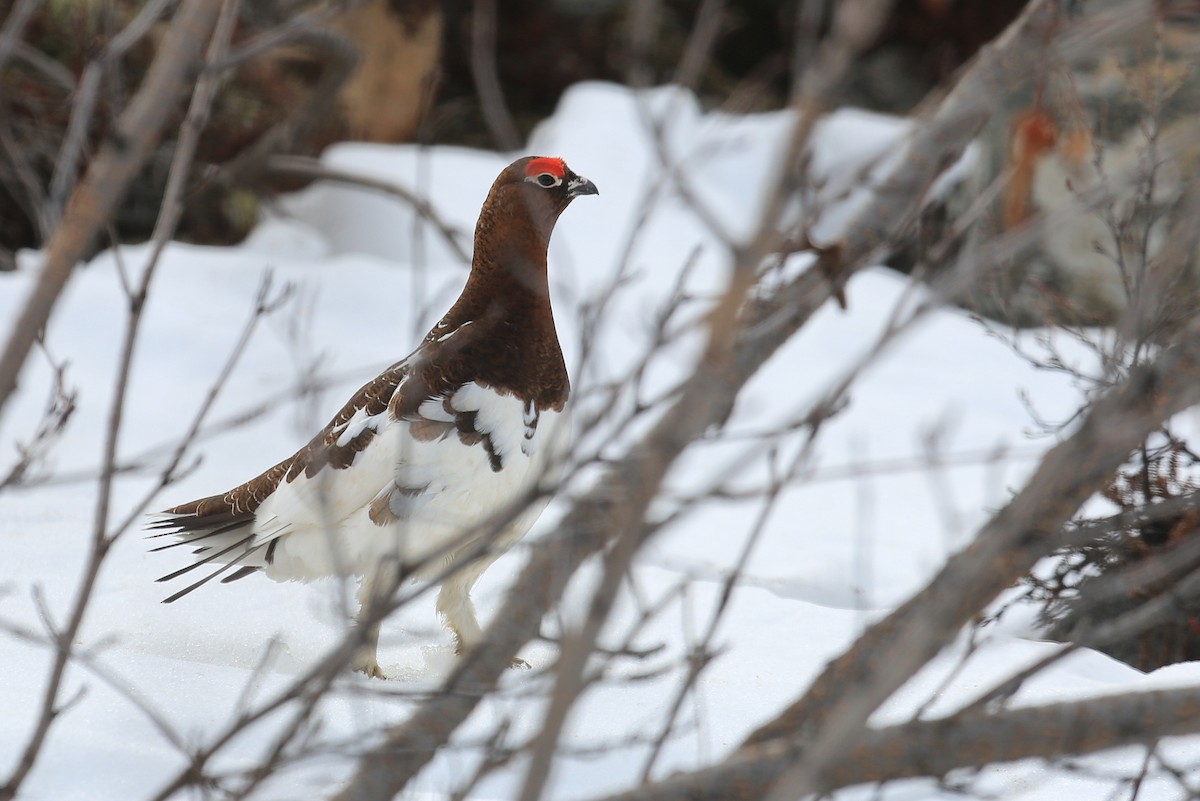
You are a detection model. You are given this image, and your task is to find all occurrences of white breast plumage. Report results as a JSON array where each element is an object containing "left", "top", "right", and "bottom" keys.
[{"left": 253, "top": 381, "right": 566, "bottom": 581}]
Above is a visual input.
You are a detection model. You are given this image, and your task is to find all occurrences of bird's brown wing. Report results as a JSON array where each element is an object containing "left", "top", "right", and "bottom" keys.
[{"left": 147, "top": 359, "right": 412, "bottom": 600}]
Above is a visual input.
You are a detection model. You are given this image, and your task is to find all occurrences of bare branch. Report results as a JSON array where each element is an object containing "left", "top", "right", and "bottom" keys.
[
  {"left": 0, "top": 0, "right": 225, "bottom": 424},
  {"left": 7, "top": 40, "right": 73, "bottom": 92},
  {"left": 597, "top": 684, "right": 1200, "bottom": 801},
  {"left": 264, "top": 154, "right": 472, "bottom": 264},
  {"left": 0, "top": 344, "right": 74, "bottom": 491},
  {"left": 470, "top": 0, "right": 521, "bottom": 152},
  {"left": 0, "top": 0, "right": 41, "bottom": 77},
  {"left": 671, "top": 0, "right": 726, "bottom": 91},
  {"left": 212, "top": 24, "right": 359, "bottom": 189},
  {"left": 44, "top": 0, "right": 177, "bottom": 229},
  {"left": 639, "top": 445, "right": 798, "bottom": 783},
  {"left": 45, "top": 64, "right": 103, "bottom": 233}
]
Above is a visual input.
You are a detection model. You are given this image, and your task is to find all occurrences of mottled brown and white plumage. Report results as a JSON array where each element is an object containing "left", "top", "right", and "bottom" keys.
[{"left": 149, "top": 156, "right": 598, "bottom": 677}]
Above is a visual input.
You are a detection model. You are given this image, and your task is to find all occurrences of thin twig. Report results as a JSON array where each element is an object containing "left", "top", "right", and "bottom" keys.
[
  {"left": 9, "top": 40, "right": 75, "bottom": 90},
  {"left": 46, "top": 63, "right": 103, "bottom": 232},
  {"left": 207, "top": 3, "right": 345, "bottom": 72},
  {"left": 596, "top": 683, "right": 1200, "bottom": 801},
  {"left": 639, "top": 444, "right": 796, "bottom": 782},
  {"left": 0, "top": 125, "right": 50, "bottom": 239},
  {"left": 115, "top": 278, "right": 290, "bottom": 538},
  {"left": 470, "top": 0, "right": 521, "bottom": 152},
  {"left": 0, "top": 343, "right": 74, "bottom": 491},
  {"left": 0, "top": 0, "right": 42, "bottom": 77},
  {"left": 0, "top": 0, "right": 225, "bottom": 424},
  {"left": 672, "top": 0, "right": 726, "bottom": 90},
  {"left": 46, "top": 0, "right": 176, "bottom": 228},
  {"left": 515, "top": 519, "right": 654, "bottom": 801},
  {"left": 211, "top": 24, "right": 358, "bottom": 189},
  {"left": 0, "top": 615, "right": 187, "bottom": 753},
  {"left": 264, "top": 154, "right": 471, "bottom": 264}
]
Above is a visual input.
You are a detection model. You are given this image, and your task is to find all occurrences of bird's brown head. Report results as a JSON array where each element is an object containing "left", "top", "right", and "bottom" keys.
[
  {"left": 454, "top": 155, "right": 597, "bottom": 328},
  {"left": 478, "top": 156, "right": 599, "bottom": 250}
]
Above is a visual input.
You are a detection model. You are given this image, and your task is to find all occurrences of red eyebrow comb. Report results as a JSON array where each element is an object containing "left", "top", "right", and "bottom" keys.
[{"left": 525, "top": 157, "right": 566, "bottom": 178}]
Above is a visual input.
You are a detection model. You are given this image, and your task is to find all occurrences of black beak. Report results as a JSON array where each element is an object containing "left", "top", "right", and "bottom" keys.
[{"left": 567, "top": 174, "right": 599, "bottom": 198}]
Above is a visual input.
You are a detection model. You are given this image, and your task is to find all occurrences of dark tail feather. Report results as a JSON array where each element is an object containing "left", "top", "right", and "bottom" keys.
[
  {"left": 157, "top": 535, "right": 257, "bottom": 584},
  {"left": 221, "top": 566, "right": 260, "bottom": 584},
  {"left": 145, "top": 509, "right": 244, "bottom": 534},
  {"left": 147, "top": 518, "right": 251, "bottom": 552},
  {"left": 161, "top": 545, "right": 265, "bottom": 604}
]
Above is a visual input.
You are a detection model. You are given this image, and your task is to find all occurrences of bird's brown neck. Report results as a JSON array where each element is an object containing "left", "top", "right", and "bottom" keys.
[
  {"left": 423, "top": 192, "right": 569, "bottom": 409},
  {"left": 441, "top": 192, "right": 558, "bottom": 331}
]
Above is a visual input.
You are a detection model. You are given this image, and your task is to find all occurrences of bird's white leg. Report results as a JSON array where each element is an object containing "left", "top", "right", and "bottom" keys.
[
  {"left": 437, "top": 558, "right": 529, "bottom": 668},
  {"left": 436, "top": 567, "right": 482, "bottom": 656},
  {"left": 352, "top": 561, "right": 397, "bottom": 679}
]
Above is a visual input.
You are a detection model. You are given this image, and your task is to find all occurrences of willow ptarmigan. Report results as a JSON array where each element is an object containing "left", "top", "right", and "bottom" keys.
[{"left": 149, "top": 156, "right": 597, "bottom": 678}]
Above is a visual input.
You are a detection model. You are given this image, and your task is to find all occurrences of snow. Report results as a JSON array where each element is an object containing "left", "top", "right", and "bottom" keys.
[{"left": 3, "top": 80, "right": 1199, "bottom": 799}]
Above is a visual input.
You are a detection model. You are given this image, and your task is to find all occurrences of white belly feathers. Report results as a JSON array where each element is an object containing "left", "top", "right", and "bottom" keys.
[{"left": 249, "top": 380, "right": 566, "bottom": 582}]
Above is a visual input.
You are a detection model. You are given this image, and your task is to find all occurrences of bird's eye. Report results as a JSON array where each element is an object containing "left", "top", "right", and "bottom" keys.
[{"left": 536, "top": 173, "right": 558, "bottom": 188}]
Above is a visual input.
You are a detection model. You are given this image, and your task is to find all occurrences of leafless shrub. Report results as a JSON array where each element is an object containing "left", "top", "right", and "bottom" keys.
[{"left": 5, "top": 1, "right": 1200, "bottom": 801}]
